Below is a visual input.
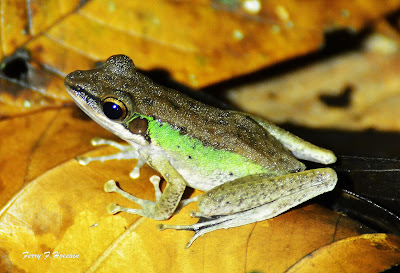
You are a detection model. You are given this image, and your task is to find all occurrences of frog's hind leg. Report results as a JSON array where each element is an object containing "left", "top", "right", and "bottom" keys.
[
  {"left": 76, "top": 137, "right": 146, "bottom": 178},
  {"left": 246, "top": 113, "right": 337, "bottom": 165},
  {"left": 159, "top": 168, "right": 337, "bottom": 248}
]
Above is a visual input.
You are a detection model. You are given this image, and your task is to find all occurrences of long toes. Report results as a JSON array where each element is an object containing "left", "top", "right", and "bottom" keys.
[
  {"left": 107, "top": 203, "right": 121, "bottom": 214},
  {"left": 104, "top": 180, "right": 119, "bottom": 192}
]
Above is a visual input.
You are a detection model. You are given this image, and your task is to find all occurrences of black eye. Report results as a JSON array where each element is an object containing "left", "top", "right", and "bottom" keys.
[{"left": 103, "top": 97, "right": 127, "bottom": 120}]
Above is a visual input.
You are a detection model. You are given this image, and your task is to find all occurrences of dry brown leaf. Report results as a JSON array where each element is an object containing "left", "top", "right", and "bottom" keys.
[
  {"left": 0, "top": 1, "right": 80, "bottom": 57},
  {"left": 287, "top": 233, "right": 400, "bottom": 273},
  {"left": 31, "top": 0, "right": 400, "bottom": 87},
  {"left": 0, "top": 108, "right": 115, "bottom": 209},
  {"left": 226, "top": 33, "right": 400, "bottom": 131}
]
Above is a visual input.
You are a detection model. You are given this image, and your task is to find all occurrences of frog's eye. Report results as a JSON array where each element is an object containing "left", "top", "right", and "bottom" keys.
[{"left": 103, "top": 97, "right": 127, "bottom": 121}]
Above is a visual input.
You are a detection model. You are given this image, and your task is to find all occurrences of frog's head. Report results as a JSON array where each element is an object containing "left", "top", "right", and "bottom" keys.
[{"left": 65, "top": 55, "right": 150, "bottom": 146}]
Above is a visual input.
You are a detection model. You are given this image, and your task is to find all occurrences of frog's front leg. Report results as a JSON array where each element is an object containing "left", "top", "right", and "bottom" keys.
[
  {"left": 76, "top": 137, "right": 145, "bottom": 178},
  {"left": 159, "top": 168, "right": 337, "bottom": 248},
  {"left": 105, "top": 156, "right": 187, "bottom": 220}
]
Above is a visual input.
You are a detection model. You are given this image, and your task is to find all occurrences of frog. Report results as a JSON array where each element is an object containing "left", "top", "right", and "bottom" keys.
[{"left": 65, "top": 54, "right": 338, "bottom": 248}]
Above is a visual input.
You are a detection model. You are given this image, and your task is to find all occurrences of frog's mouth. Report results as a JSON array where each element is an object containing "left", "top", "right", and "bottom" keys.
[
  {"left": 65, "top": 78, "right": 148, "bottom": 145},
  {"left": 65, "top": 70, "right": 133, "bottom": 142},
  {"left": 65, "top": 82, "right": 102, "bottom": 119}
]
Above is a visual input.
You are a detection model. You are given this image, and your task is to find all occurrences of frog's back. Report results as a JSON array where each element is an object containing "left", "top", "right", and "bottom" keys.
[{"left": 129, "top": 74, "right": 304, "bottom": 176}]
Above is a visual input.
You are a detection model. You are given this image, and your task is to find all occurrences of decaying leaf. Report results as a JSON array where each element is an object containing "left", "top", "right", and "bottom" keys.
[
  {"left": 34, "top": 0, "right": 400, "bottom": 87},
  {"left": 225, "top": 32, "right": 400, "bottom": 131},
  {"left": 0, "top": 108, "right": 115, "bottom": 209},
  {"left": 287, "top": 233, "right": 400, "bottom": 273}
]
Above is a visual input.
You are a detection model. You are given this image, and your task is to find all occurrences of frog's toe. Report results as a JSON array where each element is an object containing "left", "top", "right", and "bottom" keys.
[
  {"left": 75, "top": 137, "right": 141, "bottom": 167},
  {"left": 157, "top": 224, "right": 166, "bottom": 230},
  {"left": 90, "top": 137, "right": 129, "bottom": 150},
  {"left": 104, "top": 180, "right": 118, "bottom": 193},
  {"left": 104, "top": 179, "right": 156, "bottom": 209},
  {"left": 149, "top": 175, "right": 162, "bottom": 201},
  {"left": 158, "top": 221, "right": 213, "bottom": 248},
  {"left": 106, "top": 203, "right": 148, "bottom": 216},
  {"left": 106, "top": 203, "right": 120, "bottom": 214},
  {"left": 76, "top": 155, "right": 91, "bottom": 165},
  {"left": 129, "top": 167, "right": 140, "bottom": 179},
  {"left": 159, "top": 214, "right": 238, "bottom": 247},
  {"left": 90, "top": 137, "right": 104, "bottom": 145},
  {"left": 129, "top": 158, "right": 146, "bottom": 179}
]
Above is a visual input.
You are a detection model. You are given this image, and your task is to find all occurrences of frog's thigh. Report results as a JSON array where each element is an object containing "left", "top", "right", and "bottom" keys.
[
  {"left": 197, "top": 168, "right": 337, "bottom": 218},
  {"left": 247, "top": 114, "right": 336, "bottom": 164}
]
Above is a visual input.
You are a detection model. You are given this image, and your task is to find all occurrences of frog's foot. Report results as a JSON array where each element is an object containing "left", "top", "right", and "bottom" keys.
[
  {"left": 76, "top": 137, "right": 145, "bottom": 178},
  {"left": 158, "top": 213, "right": 237, "bottom": 248},
  {"left": 104, "top": 175, "right": 165, "bottom": 219}
]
